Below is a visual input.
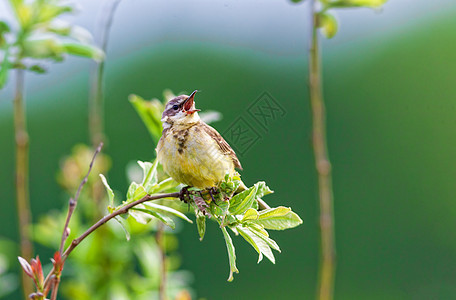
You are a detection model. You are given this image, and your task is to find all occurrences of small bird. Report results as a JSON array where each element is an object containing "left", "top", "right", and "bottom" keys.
[{"left": 156, "top": 90, "right": 242, "bottom": 190}]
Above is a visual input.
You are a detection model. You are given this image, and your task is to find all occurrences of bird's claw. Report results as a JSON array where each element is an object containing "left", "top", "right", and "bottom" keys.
[{"left": 179, "top": 186, "right": 191, "bottom": 203}]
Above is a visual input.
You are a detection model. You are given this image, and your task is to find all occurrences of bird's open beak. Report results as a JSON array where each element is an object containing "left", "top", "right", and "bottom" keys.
[{"left": 183, "top": 90, "right": 201, "bottom": 114}]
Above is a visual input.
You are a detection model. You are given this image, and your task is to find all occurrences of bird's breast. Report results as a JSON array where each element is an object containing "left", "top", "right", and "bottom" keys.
[{"left": 156, "top": 125, "right": 234, "bottom": 188}]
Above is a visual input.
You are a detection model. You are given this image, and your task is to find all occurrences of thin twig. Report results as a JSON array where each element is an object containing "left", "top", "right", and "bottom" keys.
[
  {"left": 50, "top": 143, "right": 104, "bottom": 300},
  {"left": 43, "top": 192, "right": 180, "bottom": 289},
  {"left": 156, "top": 222, "right": 166, "bottom": 300},
  {"left": 59, "top": 143, "right": 104, "bottom": 254},
  {"left": 13, "top": 66, "right": 34, "bottom": 298},
  {"left": 257, "top": 198, "right": 271, "bottom": 210},
  {"left": 89, "top": 0, "right": 121, "bottom": 147},
  {"left": 309, "top": 1, "right": 336, "bottom": 299}
]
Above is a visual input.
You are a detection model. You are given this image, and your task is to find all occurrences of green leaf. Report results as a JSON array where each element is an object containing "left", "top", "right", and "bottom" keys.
[
  {"left": 138, "top": 160, "right": 158, "bottom": 193},
  {"left": 61, "top": 43, "right": 104, "bottom": 62},
  {"left": 211, "top": 199, "right": 230, "bottom": 218},
  {"left": 129, "top": 94, "right": 164, "bottom": 143},
  {"left": 196, "top": 211, "right": 206, "bottom": 241},
  {"left": 23, "top": 38, "right": 64, "bottom": 61},
  {"left": 237, "top": 225, "right": 280, "bottom": 264},
  {"left": 318, "top": 12, "right": 338, "bottom": 39},
  {"left": 249, "top": 225, "right": 281, "bottom": 253},
  {"left": 47, "top": 24, "right": 72, "bottom": 37},
  {"left": 241, "top": 208, "right": 259, "bottom": 222},
  {"left": 148, "top": 177, "right": 181, "bottom": 194},
  {"left": 99, "top": 174, "right": 114, "bottom": 207},
  {"left": 143, "top": 202, "right": 193, "bottom": 224},
  {"left": 328, "top": 0, "right": 388, "bottom": 8},
  {"left": 352, "top": 0, "right": 388, "bottom": 7},
  {"left": 229, "top": 181, "right": 272, "bottom": 215},
  {"left": 114, "top": 216, "right": 130, "bottom": 241},
  {"left": 127, "top": 182, "right": 137, "bottom": 199},
  {"left": 254, "top": 181, "right": 274, "bottom": 198},
  {"left": 229, "top": 185, "right": 258, "bottom": 215},
  {"left": 221, "top": 227, "right": 238, "bottom": 281},
  {"left": 37, "top": 4, "right": 73, "bottom": 23},
  {"left": 69, "top": 26, "right": 93, "bottom": 44},
  {"left": 253, "top": 206, "right": 303, "bottom": 230},
  {"left": 249, "top": 222, "right": 269, "bottom": 237},
  {"left": 128, "top": 207, "right": 152, "bottom": 224},
  {"left": 14, "top": 3, "right": 32, "bottom": 28},
  {"left": 236, "top": 225, "right": 263, "bottom": 263},
  {"left": 126, "top": 182, "right": 147, "bottom": 202},
  {"left": 47, "top": 23, "right": 93, "bottom": 44},
  {"left": 129, "top": 207, "right": 175, "bottom": 229}
]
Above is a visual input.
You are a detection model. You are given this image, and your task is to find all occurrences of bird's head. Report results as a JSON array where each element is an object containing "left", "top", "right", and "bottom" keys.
[{"left": 161, "top": 90, "right": 201, "bottom": 128}]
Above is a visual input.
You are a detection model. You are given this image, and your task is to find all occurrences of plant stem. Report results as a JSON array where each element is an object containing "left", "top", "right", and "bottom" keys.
[
  {"left": 257, "top": 198, "right": 271, "bottom": 210},
  {"left": 50, "top": 278, "right": 59, "bottom": 300},
  {"left": 13, "top": 67, "right": 34, "bottom": 298},
  {"left": 309, "top": 1, "right": 336, "bottom": 300},
  {"left": 89, "top": 0, "right": 121, "bottom": 147},
  {"left": 156, "top": 222, "right": 167, "bottom": 300}
]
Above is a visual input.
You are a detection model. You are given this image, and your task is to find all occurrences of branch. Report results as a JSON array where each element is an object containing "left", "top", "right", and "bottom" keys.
[
  {"left": 59, "top": 142, "right": 103, "bottom": 254},
  {"left": 43, "top": 192, "right": 180, "bottom": 289},
  {"left": 50, "top": 277, "right": 59, "bottom": 300},
  {"left": 309, "top": 1, "right": 336, "bottom": 300},
  {"left": 63, "top": 192, "right": 179, "bottom": 258}
]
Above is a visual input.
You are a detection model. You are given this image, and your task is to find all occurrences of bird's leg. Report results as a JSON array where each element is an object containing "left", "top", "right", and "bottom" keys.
[
  {"left": 179, "top": 186, "right": 191, "bottom": 203},
  {"left": 210, "top": 187, "right": 222, "bottom": 201},
  {"left": 209, "top": 188, "right": 216, "bottom": 202},
  {"left": 207, "top": 187, "right": 223, "bottom": 207}
]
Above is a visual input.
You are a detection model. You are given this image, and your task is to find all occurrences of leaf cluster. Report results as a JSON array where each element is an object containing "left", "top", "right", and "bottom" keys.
[
  {"left": 188, "top": 174, "right": 302, "bottom": 281},
  {"left": 0, "top": 0, "right": 104, "bottom": 88},
  {"left": 101, "top": 159, "right": 303, "bottom": 282}
]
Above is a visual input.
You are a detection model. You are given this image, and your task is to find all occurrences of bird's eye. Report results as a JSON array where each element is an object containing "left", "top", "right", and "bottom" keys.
[{"left": 172, "top": 104, "right": 179, "bottom": 110}]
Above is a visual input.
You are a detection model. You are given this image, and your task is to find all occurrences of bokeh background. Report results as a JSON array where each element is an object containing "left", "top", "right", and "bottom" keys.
[{"left": 1, "top": 0, "right": 456, "bottom": 298}]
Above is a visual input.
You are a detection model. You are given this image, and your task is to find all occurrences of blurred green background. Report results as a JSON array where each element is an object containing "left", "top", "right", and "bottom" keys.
[{"left": 1, "top": 0, "right": 456, "bottom": 299}]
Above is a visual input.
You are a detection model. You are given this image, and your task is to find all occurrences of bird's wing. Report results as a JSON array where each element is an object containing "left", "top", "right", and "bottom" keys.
[{"left": 200, "top": 122, "right": 243, "bottom": 170}]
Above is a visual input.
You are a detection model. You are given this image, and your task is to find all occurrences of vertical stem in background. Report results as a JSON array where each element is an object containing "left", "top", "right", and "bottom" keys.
[
  {"left": 13, "top": 67, "right": 34, "bottom": 297},
  {"left": 309, "top": 1, "right": 336, "bottom": 300},
  {"left": 156, "top": 222, "right": 167, "bottom": 300},
  {"left": 89, "top": 0, "right": 121, "bottom": 147},
  {"left": 89, "top": 56, "right": 105, "bottom": 147}
]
